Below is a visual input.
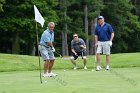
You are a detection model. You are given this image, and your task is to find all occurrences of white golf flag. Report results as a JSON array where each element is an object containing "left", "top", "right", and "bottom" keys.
[{"left": 34, "top": 5, "right": 45, "bottom": 27}]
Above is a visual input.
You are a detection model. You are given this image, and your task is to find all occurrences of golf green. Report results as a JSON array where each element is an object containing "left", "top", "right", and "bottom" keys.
[{"left": 0, "top": 67, "right": 139, "bottom": 93}]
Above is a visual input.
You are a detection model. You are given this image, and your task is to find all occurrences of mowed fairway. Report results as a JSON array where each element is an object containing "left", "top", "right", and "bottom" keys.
[{"left": 0, "top": 68, "right": 140, "bottom": 93}]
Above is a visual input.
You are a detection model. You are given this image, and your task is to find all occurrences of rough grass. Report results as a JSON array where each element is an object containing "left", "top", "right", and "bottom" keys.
[{"left": 0, "top": 52, "right": 140, "bottom": 72}]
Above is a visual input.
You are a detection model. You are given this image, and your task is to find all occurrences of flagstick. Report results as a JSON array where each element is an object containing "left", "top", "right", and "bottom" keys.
[{"left": 36, "top": 22, "right": 42, "bottom": 84}]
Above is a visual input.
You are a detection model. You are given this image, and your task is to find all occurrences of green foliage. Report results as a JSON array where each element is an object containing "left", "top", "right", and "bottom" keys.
[
  {"left": 0, "top": 0, "right": 5, "bottom": 12},
  {"left": 0, "top": 0, "right": 59, "bottom": 54},
  {"left": 0, "top": 0, "right": 140, "bottom": 54},
  {"left": 66, "top": 0, "right": 104, "bottom": 37},
  {"left": 102, "top": 0, "right": 140, "bottom": 53}
]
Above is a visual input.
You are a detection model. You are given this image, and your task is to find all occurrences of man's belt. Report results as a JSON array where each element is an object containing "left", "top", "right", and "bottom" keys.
[{"left": 39, "top": 44, "right": 50, "bottom": 48}]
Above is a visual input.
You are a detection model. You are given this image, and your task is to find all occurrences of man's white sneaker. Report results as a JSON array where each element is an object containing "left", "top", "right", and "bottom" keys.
[
  {"left": 43, "top": 73, "right": 48, "bottom": 77},
  {"left": 73, "top": 66, "right": 78, "bottom": 70},
  {"left": 106, "top": 66, "right": 110, "bottom": 70},
  {"left": 84, "top": 66, "right": 87, "bottom": 70},
  {"left": 50, "top": 72, "right": 57, "bottom": 76},
  {"left": 96, "top": 66, "right": 102, "bottom": 71},
  {"left": 43, "top": 73, "right": 52, "bottom": 77},
  {"left": 46, "top": 73, "right": 53, "bottom": 77}
]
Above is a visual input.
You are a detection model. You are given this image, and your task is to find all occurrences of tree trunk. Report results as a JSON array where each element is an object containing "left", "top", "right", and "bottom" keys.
[
  {"left": 135, "top": 0, "right": 140, "bottom": 16},
  {"left": 64, "top": 23, "right": 69, "bottom": 56},
  {"left": 62, "top": 31, "right": 69, "bottom": 56},
  {"left": 61, "top": 0, "right": 69, "bottom": 56},
  {"left": 12, "top": 32, "right": 20, "bottom": 54},
  {"left": 84, "top": 4, "right": 89, "bottom": 55},
  {"left": 31, "top": 45, "right": 36, "bottom": 56},
  {"left": 89, "top": 20, "right": 94, "bottom": 55},
  {"left": 89, "top": 18, "right": 97, "bottom": 55}
]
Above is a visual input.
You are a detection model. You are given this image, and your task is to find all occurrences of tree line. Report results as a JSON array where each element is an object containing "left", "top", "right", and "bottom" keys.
[{"left": 0, "top": 0, "right": 140, "bottom": 56}]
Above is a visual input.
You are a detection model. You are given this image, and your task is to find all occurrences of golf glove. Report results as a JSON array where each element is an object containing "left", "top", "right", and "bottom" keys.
[
  {"left": 109, "top": 41, "right": 112, "bottom": 46},
  {"left": 51, "top": 47, "right": 55, "bottom": 52},
  {"left": 80, "top": 45, "right": 86, "bottom": 49}
]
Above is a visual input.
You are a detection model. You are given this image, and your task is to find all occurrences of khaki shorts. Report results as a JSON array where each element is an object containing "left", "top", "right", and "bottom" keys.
[
  {"left": 39, "top": 45, "right": 55, "bottom": 61},
  {"left": 96, "top": 41, "right": 111, "bottom": 55}
]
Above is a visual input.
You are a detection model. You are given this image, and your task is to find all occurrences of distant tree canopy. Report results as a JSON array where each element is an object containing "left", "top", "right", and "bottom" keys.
[
  {"left": 102, "top": 0, "right": 140, "bottom": 53},
  {"left": 0, "top": 0, "right": 5, "bottom": 12},
  {"left": 0, "top": 0, "right": 58, "bottom": 54},
  {"left": 0, "top": 0, "right": 140, "bottom": 55}
]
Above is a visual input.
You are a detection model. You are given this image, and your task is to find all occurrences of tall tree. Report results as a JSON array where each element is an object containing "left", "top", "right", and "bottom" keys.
[
  {"left": 0, "top": 0, "right": 58, "bottom": 54},
  {"left": 132, "top": 0, "right": 140, "bottom": 16},
  {"left": 82, "top": 0, "right": 103, "bottom": 55},
  {"left": 83, "top": 3, "right": 89, "bottom": 54},
  {"left": 88, "top": 0, "right": 104, "bottom": 55},
  {"left": 67, "top": 0, "right": 104, "bottom": 55},
  {"left": 58, "top": 0, "right": 71, "bottom": 56}
]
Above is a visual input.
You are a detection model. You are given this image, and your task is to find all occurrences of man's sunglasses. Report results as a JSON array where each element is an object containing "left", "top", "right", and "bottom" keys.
[{"left": 73, "top": 36, "right": 78, "bottom": 37}]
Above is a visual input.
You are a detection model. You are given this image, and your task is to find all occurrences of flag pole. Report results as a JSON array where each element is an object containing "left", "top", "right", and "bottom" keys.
[
  {"left": 34, "top": 5, "right": 45, "bottom": 83},
  {"left": 36, "top": 22, "right": 42, "bottom": 84}
]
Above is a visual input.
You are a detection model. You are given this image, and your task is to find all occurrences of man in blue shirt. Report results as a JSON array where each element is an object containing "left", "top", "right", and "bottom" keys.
[
  {"left": 95, "top": 16, "right": 114, "bottom": 71},
  {"left": 70, "top": 33, "right": 87, "bottom": 70},
  {"left": 39, "top": 22, "right": 57, "bottom": 77}
]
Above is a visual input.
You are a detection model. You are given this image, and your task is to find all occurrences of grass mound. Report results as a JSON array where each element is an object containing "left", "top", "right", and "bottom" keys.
[{"left": 0, "top": 52, "right": 140, "bottom": 72}]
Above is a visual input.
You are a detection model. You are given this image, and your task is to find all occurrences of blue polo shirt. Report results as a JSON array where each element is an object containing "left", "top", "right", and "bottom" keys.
[
  {"left": 40, "top": 29, "right": 54, "bottom": 47},
  {"left": 95, "top": 23, "right": 113, "bottom": 41}
]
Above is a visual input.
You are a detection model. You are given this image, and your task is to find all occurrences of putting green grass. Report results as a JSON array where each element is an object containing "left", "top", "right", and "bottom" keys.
[
  {"left": 0, "top": 68, "right": 139, "bottom": 93},
  {"left": 0, "top": 53, "right": 140, "bottom": 93}
]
